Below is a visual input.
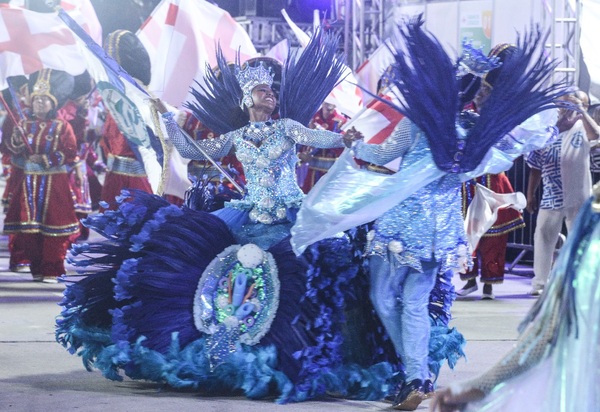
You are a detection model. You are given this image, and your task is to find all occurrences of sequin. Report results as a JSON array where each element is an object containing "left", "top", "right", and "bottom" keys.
[
  {"left": 165, "top": 115, "right": 344, "bottom": 225},
  {"left": 194, "top": 244, "right": 281, "bottom": 368},
  {"left": 357, "top": 120, "right": 470, "bottom": 274}
]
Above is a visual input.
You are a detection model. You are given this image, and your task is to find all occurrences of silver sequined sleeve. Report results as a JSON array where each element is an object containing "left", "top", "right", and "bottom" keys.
[
  {"left": 353, "top": 118, "right": 413, "bottom": 165},
  {"left": 452, "top": 308, "right": 559, "bottom": 396},
  {"left": 162, "top": 112, "right": 233, "bottom": 160},
  {"left": 284, "top": 118, "right": 344, "bottom": 148}
]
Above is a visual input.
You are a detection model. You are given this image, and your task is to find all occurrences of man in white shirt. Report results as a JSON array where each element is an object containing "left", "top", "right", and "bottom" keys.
[{"left": 526, "top": 90, "right": 600, "bottom": 295}]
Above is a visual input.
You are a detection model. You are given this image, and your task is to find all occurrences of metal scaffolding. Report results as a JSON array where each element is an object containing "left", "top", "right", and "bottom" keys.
[
  {"left": 349, "top": 0, "right": 386, "bottom": 69},
  {"left": 506, "top": 0, "right": 582, "bottom": 272},
  {"left": 542, "top": 0, "right": 581, "bottom": 85},
  {"left": 235, "top": 15, "right": 346, "bottom": 55},
  {"left": 235, "top": 1, "right": 385, "bottom": 69}
]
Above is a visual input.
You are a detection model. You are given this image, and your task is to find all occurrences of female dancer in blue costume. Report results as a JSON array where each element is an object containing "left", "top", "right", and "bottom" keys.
[
  {"left": 431, "top": 182, "right": 600, "bottom": 412},
  {"left": 291, "top": 17, "right": 569, "bottom": 410},
  {"left": 56, "top": 31, "right": 409, "bottom": 403}
]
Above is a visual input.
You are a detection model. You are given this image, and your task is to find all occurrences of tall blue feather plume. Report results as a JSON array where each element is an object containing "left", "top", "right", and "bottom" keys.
[
  {"left": 373, "top": 16, "right": 569, "bottom": 173},
  {"left": 184, "top": 46, "right": 247, "bottom": 135},
  {"left": 462, "top": 28, "right": 568, "bottom": 171},
  {"left": 279, "top": 29, "right": 347, "bottom": 125},
  {"left": 185, "top": 29, "right": 345, "bottom": 133}
]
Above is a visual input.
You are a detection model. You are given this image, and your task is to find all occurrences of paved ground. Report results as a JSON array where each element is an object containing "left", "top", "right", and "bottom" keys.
[{"left": 0, "top": 179, "right": 540, "bottom": 411}]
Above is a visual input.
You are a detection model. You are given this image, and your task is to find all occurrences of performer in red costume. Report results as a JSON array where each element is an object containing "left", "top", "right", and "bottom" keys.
[
  {"left": 58, "top": 71, "right": 94, "bottom": 241},
  {"left": 99, "top": 30, "right": 153, "bottom": 209},
  {"left": 1, "top": 76, "right": 31, "bottom": 272},
  {"left": 3, "top": 69, "right": 79, "bottom": 283},
  {"left": 299, "top": 102, "right": 347, "bottom": 192},
  {"left": 456, "top": 45, "right": 526, "bottom": 300},
  {"left": 459, "top": 173, "right": 525, "bottom": 299}
]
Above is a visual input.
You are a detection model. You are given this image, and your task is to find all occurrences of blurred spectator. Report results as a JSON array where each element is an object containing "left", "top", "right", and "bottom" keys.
[{"left": 298, "top": 102, "right": 346, "bottom": 192}]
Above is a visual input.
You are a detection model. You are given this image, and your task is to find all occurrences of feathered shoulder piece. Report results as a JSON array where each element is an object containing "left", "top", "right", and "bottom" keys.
[
  {"left": 185, "top": 47, "right": 247, "bottom": 135},
  {"left": 279, "top": 29, "right": 346, "bottom": 125},
  {"left": 377, "top": 15, "right": 569, "bottom": 173}
]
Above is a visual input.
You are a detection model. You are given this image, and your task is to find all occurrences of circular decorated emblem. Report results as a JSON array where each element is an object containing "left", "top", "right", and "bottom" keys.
[{"left": 193, "top": 244, "right": 280, "bottom": 350}]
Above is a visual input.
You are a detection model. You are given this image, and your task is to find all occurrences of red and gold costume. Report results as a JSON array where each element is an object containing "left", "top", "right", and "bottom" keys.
[
  {"left": 1, "top": 107, "right": 27, "bottom": 209},
  {"left": 59, "top": 100, "right": 93, "bottom": 213},
  {"left": 300, "top": 107, "right": 346, "bottom": 193},
  {"left": 461, "top": 173, "right": 525, "bottom": 283},
  {"left": 1, "top": 113, "right": 30, "bottom": 270},
  {"left": 99, "top": 113, "right": 152, "bottom": 209},
  {"left": 3, "top": 115, "right": 80, "bottom": 278}
]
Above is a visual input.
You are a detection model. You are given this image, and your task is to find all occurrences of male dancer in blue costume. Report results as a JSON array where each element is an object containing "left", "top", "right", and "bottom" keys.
[
  {"left": 291, "top": 18, "right": 569, "bottom": 410},
  {"left": 350, "top": 118, "right": 468, "bottom": 409}
]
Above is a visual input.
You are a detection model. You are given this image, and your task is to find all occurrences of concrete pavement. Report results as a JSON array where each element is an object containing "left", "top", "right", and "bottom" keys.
[{"left": 0, "top": 199, "right": 539, "bottom": 411}]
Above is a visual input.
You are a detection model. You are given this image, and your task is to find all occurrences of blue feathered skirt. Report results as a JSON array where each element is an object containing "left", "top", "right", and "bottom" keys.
[{"left": 56, "top": 190, "right": 464, "bottom": 403}]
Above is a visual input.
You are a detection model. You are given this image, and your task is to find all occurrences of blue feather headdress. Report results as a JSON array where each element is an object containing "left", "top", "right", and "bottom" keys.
[
  {"left": 375, "top": 15, "right": 569, "bottom": 174},
  {"left": 185, "top": 29, "right": 346, "bottom": 133},
  {"left": 279, "top": 29, "right": 346, "bottom": 125},
  {"left": 185, "top": 47, "right": 247, "bottom": 135}
]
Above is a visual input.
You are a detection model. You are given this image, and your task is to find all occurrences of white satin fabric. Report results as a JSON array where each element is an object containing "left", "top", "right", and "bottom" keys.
[
  {"left": 464, "top": 183, "right": 526, "bottom": 251},
  {"left": 290, "top": 110, "right": 558, "bottom": 255}
]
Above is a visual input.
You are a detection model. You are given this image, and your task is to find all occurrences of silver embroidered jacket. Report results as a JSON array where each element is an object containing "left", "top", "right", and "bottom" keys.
[
  {"left": 353, "top": 118, "right": 468, "bottom": 273},
  {"left": 163, "top": 113, "right": 344, "bottom": 224}
]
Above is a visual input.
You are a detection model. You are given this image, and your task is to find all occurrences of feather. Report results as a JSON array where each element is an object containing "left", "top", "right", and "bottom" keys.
[
  {"left": 519, "top": 198, "right": 600, "bottom": 349},
  {"left": 185, "top": 30, "right": 345, "bottom": 133},
  {"left": 371, "top": 16, "right": 569, "bottom": 173},
  {"left": 463, "top": 28, "right": 567, "bottom": 171},
  {"left": 184, "top": 46, "right": 247, "bottom": 135},
  {"left": 279, "top": 29, "right": 347, "bottom": 125}
]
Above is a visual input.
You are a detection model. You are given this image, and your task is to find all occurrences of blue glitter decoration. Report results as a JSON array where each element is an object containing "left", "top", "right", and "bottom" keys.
[{"left": 456, "top": 39, "right": 502, "bottom": 78}]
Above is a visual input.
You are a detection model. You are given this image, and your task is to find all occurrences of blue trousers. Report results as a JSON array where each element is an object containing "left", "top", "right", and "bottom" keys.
[{"left": 369, "top": 255, "right": 439, "bottom": 382}]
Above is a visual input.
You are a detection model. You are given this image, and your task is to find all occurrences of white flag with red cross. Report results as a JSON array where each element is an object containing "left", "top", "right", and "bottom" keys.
[
  {"left": 0, "top": 5, "right": 87, "bottom": 89},
  {"left": 323, "top": 66, "right": 364, "bottom": 119},
  {"left": 343, "top": 90, "right": 404, "bottom": 171},
  {"left": 60, "top": 0, "right": 102, "bottom": 45},
  {"left": 357, "top": 94, "right": 404, "bottom": 145},
  {"left": 137, "top": 0, "right": 258, "bottom": 108},
  {"left": 355, "top": 40, "right": 395, "bottom": 97}
]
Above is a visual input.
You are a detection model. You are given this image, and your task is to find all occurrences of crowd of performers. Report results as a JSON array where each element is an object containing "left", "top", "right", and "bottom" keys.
[{"left": 2, "top": 14, "right": 600, "bottom": 412}]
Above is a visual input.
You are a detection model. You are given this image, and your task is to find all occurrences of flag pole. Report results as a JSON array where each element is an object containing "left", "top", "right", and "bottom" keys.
[
  {"left": 58, "top": 6, "right": 245, "bottom": 196},
  {"left": 147, "top": 98, "right": 245, "bottom": 196},
  {"left": 0, "top": 93, "right": 33, "bottom": 154},
  {"left": 56, "top": 7, "right": 149, "bottom": 97},
  {"left": 180, "top": 129, "right": 245, "bottom": 195}
]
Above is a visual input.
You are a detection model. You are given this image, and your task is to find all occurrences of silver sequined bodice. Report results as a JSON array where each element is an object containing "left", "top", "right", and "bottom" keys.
[{"left": 164, "top": 114, "right": 344, "bottom": 224}]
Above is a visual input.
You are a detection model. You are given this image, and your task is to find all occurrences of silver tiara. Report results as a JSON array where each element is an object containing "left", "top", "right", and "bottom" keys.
[{"left": 236, "top": 63, "right": 274, "bottom": 97}]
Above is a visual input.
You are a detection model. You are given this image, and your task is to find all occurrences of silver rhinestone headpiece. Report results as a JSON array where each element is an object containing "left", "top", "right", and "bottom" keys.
[{"left": 236, "top": 63, "right": 274, "bottom": 105}]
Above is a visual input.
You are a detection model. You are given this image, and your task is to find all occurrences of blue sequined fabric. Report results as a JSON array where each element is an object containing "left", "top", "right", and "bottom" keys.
[{"left": 355, "top": 120, "right": 469, "bottom": 273}]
